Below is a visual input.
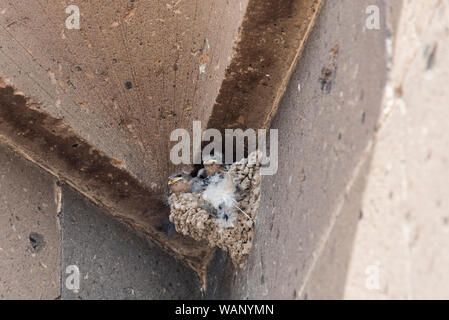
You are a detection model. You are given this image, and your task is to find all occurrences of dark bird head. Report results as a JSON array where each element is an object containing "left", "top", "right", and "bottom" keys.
[
  {"left": 168, "top": 173, "right": 191, "bottom": 194},
  {"left": 203, "top": 152, "right": 224, "bottom": 176}
]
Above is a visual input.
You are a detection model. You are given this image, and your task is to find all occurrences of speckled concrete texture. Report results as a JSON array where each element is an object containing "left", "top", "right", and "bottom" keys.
[
  {"left": 344, "top": 0, "right": 449, "bottom": 299},
  {"left": 0, "top": 0, "right": 322, "bottom": 271},
  {"left": 205, "top": 0, "right": 391, "bottom": 299},
  {"left": 0, "top": 144, "right": 60, "bottom": 299},
  {"left": 1, "top": 0, "right": 449, "bottom": 300},
  {"left": 0, "top": 143, "right": 203, "bottom": 299},
  {"left": 61, "top": 185, "right": 202, "bottom": 300},
  {"left": 206, "top": 0, "right": 449, "bottom": 300}
]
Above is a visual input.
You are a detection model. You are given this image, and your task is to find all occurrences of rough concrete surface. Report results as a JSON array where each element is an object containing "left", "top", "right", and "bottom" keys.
[
  {"left": 344, "top": 0, "right": 449, "bottom": 299},
  {"left": 1, "top": 0, "right": 449, "bottom": 300},
  {"left": 207, "top": 0, "right": 449, "bottom": 300},
  {"left": 0, "top": 144, "right": 60, "bottom": 299},
  {"left": 206, "top": 0, "right": 389, "bottom": 299},
  {"left": 0, "top": 0, "right": 322, "bottom": 273},
  {"left": 0, "top": 145, "right": 203, "bottom": 299},
  {"left": 61, "top": 185, "right": 202, "bottom": 300}
]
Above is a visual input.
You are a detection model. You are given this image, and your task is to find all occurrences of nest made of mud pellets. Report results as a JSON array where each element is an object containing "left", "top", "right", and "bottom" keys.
[{"left": 169, "top": 151, "right": 262, "bottom": 267}]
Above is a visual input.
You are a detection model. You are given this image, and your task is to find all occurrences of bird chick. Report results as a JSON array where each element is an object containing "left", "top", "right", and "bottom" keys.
[
  {"left": 168, "top": 172, "right": 191, "bottom": 194},
  {"left": 188, "top": 168, "right": 210, "bottom": 193},
  {"left": 196, "top": 168, "right": 208, "bottom": 179},
  {"left": 168, "top": 170, "right": 210, "bottom": 194},
  {"left": 190, "top": 178, "right": 207, "bottom": 193},
  {"left": 203, "top": 152, "right": 224, "bottom": 176}
]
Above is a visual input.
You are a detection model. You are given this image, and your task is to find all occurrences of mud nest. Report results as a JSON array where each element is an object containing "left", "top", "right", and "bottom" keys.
[{"left": 169, "top": 152, "right": 262, "bottom": 267}]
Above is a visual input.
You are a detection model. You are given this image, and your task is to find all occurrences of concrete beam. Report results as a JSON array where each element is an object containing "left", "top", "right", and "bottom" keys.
[{"left": 0, "top": 0, "right": 321, "bottom": 275}]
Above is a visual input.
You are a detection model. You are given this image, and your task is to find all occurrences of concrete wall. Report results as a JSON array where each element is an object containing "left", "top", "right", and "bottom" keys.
[
  {"left": 1, "top": 0, "right": 449, "bottom": 300},
  {"left": 0, "top": 0, "right": 322, "bottom": 272},
  {"left": 207, "top": 0, "right": 449, "bottom": 300},
  {"left": 0, "top": 144, "right": 60, "bottom": 299},
  {"left": 206, "top": 0, "right": 390, "bottom": 299},
  {"left": 344, "top": 0, "right": 449, "bottom": 299},
  {"left": 0, "top": 143, "right": 201, "bottom": 299}
]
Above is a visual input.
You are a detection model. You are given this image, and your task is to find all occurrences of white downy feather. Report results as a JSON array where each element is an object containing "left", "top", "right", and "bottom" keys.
[
  {"left": 202, "top": 173, "right": 236, "bottom": 209},
  {"left": 202, "top": 172, "right": 237, "bottom": 230}
]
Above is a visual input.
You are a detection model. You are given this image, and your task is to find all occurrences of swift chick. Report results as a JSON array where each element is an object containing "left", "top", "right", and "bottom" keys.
[
  {"left": 189, "top": 168, "right": 209, "bottom": 193},
  {"left": 203, "top": 152, "right": 225, "bottom": 176},
  {"left": 168, "top": 170, "right": 209, "bottom": 195},
  {"left": 168, "top": 172, "right": 192, "bottom": 194}
]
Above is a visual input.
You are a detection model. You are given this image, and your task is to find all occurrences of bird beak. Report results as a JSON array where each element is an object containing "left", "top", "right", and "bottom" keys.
[{"left": 168, "top": 177, "right": 183, "bottom": 185}]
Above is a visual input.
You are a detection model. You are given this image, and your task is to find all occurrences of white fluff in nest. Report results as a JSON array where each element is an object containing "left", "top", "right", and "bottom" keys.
[
  {"left": 202, "top": 173, "right": 237, "bottom": 229},
  {"left": 202, "top": 173, "right": 236, "bottom": 209}
]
